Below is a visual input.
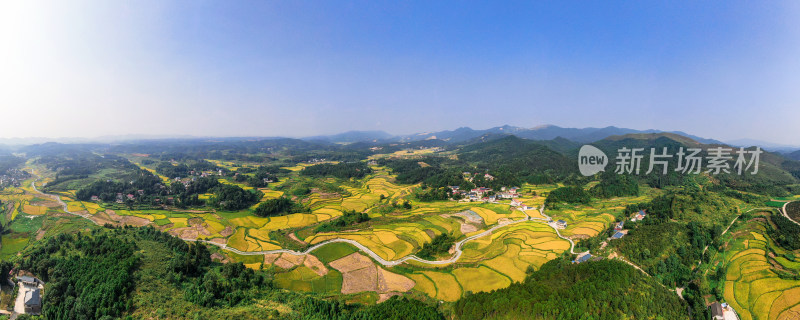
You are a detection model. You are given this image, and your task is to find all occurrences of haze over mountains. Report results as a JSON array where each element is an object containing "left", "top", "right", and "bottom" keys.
[
  {"left": 314, "top": 124, "right": 726, "bottom": 145},
  {"left": 3, "top": 124, "right": 800, "bottom": 155}
]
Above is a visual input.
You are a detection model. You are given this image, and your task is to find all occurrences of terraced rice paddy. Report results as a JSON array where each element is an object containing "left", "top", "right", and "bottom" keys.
[
  {"left": 722, "top": 223, "right": 800, "bottom": 320},
  {"left": 20, "top": 161, "right": 679, "bottom": 304}
]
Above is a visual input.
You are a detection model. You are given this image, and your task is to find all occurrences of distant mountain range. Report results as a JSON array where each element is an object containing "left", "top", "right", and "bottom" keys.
[
  {"left": 301, "top": 125, "right": 725, "bottom": 146},
  {"left": 3, "top": 124, "right": 798, "bottom": 154},
  {"left": 724, "top": 139, "right": 800, "bottom": 153}
]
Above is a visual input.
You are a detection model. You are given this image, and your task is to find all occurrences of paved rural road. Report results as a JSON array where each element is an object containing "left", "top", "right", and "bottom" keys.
[
  {"left": 780, "top": 201, "right": 800, "bottom": 226},
  {"left": 32, "top": 176, "right": 581, "bottom": 267}
]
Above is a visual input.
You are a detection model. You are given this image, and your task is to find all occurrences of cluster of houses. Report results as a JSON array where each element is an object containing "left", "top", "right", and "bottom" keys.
[
  {"left": 630, "top": 209, "right": 647, "bottom": 222},
  {"left": 449, "top": 186, "right": 521, "bottom": 204},
  {"left": 463, "top": 172, "right": 494, "bottom": 182},
  {"left": 573, "top": 252, "right": 592, "bottom": 264},
  {"left": 90, "top": 189, "right": 146, "bottom": 204},
  {"left": 8, "top": 275, "right": 44, "bottom": 315},
  {"left": 0, "top": 169, "right": 27, "bottom": 188},
  {"left": 608, "top": 210, "right": 646, "bottom": 241},
  {"left": 611, "top": 221, "right": 627, "bottom": 239},
  {"left": 177, "top": 169, "right": 224, "bottom": 181},
  {"left": 710, "top": 301, "right": 738, "bottom": 320},
  {"left": 195, "top": 169, "right": 224, "bottom": 178}
]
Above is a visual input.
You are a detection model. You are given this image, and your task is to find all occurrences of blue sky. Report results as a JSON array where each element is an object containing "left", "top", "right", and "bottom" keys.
[{"left": 1, "top": 1, "right": 799, "bottom": 144}]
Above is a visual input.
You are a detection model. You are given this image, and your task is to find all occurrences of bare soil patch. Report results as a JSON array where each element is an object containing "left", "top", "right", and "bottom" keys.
[
  {"left": 459, "top": 222, "right": 479, "bottom": 234},
  {"left": 340, "top": 265, "right": 378, "bottom": 294},
  {"left": 378, "top": 292, "right": 402, "bottom": 303},
  {"left": 329, "top": 253, "right": 413, "bottom": 295},
  {"left": 264, "top": 253, "right": 280, "bottom": 265},
  {"left": 303, "top": 255, "right": 329, "bottom": 276},
  {"left": 220, "top": 226, "right": 234, "bottom": 237},
  {"left": 289, "top": 232, "right": 307, "bottom": 245},
  {"left": 170, "top": 227, "right": 199, "bottom": 240},
  {"left": 329, "top": 253, "right": 374, "bottom": 273},
  {"left": 91, "top": 211, "right": 118, "bottom": 226},
  {"left": 377, "top": 267, "right": 414, "bottom": 293},
  {"left": 106, "top": 210, "right": 150, "bottom": 227},
  {"left": 455, "top": 210, "right": 483, "bottom": 224}
]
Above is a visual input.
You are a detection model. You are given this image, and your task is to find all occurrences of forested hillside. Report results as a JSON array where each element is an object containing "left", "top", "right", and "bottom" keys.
[{"left": 453, "top": 258, "right": 688, "bottom": 319}]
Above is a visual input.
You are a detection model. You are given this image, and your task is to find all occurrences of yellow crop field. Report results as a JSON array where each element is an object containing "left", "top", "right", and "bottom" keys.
[
  {"left": 309, "top": 233, "right": 397, "bottom": 260},
  {"left": 480, "top": 244, "right": 528, "bottom": 282},
  {"left": 722, "top": 225, "right": 800, "bottom": 320},
  {"left": 133, "top": 214, "right": 156, "bottom": 222},
  {"left": 419, "top": 271, "right": 462, "bottom": 301},
  {"left": 229, "top": 215, "right": 270, "bottom": 228},
  {"left": 260, "top": 189, "right": 284, "bottom": 199},
  {"left": 769, "top": 287, "right": 800, "bottom": 319},
  {"left": 453, "top": 266, "right": 511, "bottom": 294},
  {"left": 22, "top": 204, "right": 48, "bottom": 215},
  {"left": 168, "top": 218, "right": 188, "bottom": 228},
  {"left": 469, "top": 207, "right": 508, "bottom": 225},
  {"left": 244, "top": 263, "right": 262, "bottom": 270},
  {"left": 227, "top": 228, "right": 249, "bottom": 251},
  {"left": 82, "top": 202, "right": 103, "bottom": 214},
  {"left": 565, "top": 227, "right": 604, "bottom": 237},
  {"left": 534, "top": 240, "right": 571, "bottom": 251},
  {"left": 287, "top": 213, "right": 318, "bottom": 228},
  {"left": 752, "top": 291, "right": 782, "bottom": 319},
  {"left": 312, "top": 207, "right": 342, "bottom": 221},
  {"left": 67, "top": 201, "right": 84, "bottom": 212},
  {"left": 248, "top": 228, "right": 272, "bottom": 241},
  {"left": 407, "top": 273, "right": 437, "bottom": 298},
  {"left": 204, "top": 220, "right": 226, "bottom": 234}
]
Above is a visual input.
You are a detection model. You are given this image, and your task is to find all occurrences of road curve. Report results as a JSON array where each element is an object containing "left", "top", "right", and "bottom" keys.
[
  {"left": 780, "top": 201, "right": 800, "bottom": 226},
  {"left": 31, "top": 176, "right": 581, "bottom": 267}
]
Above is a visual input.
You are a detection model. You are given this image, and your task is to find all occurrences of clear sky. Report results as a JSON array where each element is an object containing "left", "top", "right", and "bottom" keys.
[{"left": 1, "top": 1, "right": 799, "bottom": 144}]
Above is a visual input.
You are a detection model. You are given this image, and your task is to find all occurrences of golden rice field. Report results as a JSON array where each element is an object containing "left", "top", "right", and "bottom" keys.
[
  {"left": 260, "top": 189, "right": 284, "bottom": 200},
  {"left": 227, "top": 228, "right": 283, "bottom": 252},
  {"left": 547, "top": 206, "right": 615, "bottom": 238},
  {"left": 407, "top": 271, "right": 462, "bottom": 301},
  {"left": 219, "top": 179, "right": 254, "bottom": 190},
  {"left": 281, "top": 161, "right": 339, "bottom": 172},
  {"left": 367, "top": 148, "right": 439, "bottom": 160},
  {"left": 22, "top": 204, "right": 48, "bottom": 215},
  {"left": 460, "top": 222, "right": 569, "bottom": 272},
  {"left": 401, "top": 221, "right": 571, "bottom": 301},
  {"left": 307, "top": 230, "right": 411, "bottom": 261},
  {"left": 469, "top": 205, "right": 526, "bottom": 225},
  {"left": 723, "top": 224, "right": 800, "bottom": 320}
]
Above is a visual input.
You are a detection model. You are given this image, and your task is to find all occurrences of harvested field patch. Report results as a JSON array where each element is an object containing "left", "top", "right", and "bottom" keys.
[{"left": 329, "top": 253, "right": 374, "bottom": 273}]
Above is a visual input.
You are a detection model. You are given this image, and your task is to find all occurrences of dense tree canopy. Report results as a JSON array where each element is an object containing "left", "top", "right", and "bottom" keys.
[
  {"left": 545, "top": 186, "right": 591, "bottom": 205},
  {"left": 453, "top": 259, "right": 689, "bottom": 320},
  {"left": 301, "top": 162, "right": 372, "bottom": 179},
  {"left": 207, "top": 184, "right": 262, "bottom": 211},
  {"left": 253, "top": 197, "right": 306, "bottom": 217},
  {"left": 20, "top": 232, "right": 139, "bottom": 320}
]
